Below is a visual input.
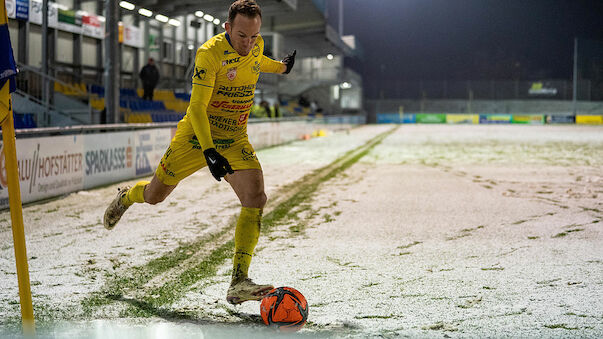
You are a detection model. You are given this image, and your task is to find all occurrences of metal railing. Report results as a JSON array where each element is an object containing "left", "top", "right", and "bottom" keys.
[
  {"left": 15, "top": 63, "right": 97, "bottom": 126},
  {"left": 12, "top": 90, "right": 89, "bottom": 127}
]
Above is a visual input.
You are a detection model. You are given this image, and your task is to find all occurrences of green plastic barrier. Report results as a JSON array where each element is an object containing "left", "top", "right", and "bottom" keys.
[
  {"left": 511, "top": 115, "right": 544, "bottom": 124},
  {"left": 415, "top": 114, "right": 446, "bottom": 124}
]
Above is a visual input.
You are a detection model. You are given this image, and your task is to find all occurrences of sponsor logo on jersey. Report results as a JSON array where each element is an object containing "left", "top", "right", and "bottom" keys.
[
  {"left": 208, "top": 114, "right": 246, "bottom": 132},
  {"left": 222, "top": 57, "right": 240, "bottom": 66},
  {"left": 238, "top": 113, "right": 249, "bottom": 125},
  {"left": 227, "top": 67, "right": 237, "bottom": 81},
  {"left": 159, "top": 160, "right": 175, "bottom": 177},
  {"left": 189, "top": 136, "right": 202, "bottom": 150},
  {"left": 216, "top": 84, "right": 255, "bottom": 97},
  {"left": 193, "top": 67, "right": 207, "bottom": 80},
  {"left": 252, "top": 43, "right": 260, "bottom": 57},
  {"left": 213, "top": 139, "right": 235, "bottom": 150},
  {"left": 224, "top": 50, "right": 235, "bottom": 55},
  {"left": 251, "top": 61, "right": 260, "bottom": 74},
  {"left": 233, "top": 98, "right": 254, "bottom": 104},
  {"left": 210, "top": 101, "right": 253, "bottom": 111},
  {"left": 241, "top": 147, "right": 257, "bottom": 161}
]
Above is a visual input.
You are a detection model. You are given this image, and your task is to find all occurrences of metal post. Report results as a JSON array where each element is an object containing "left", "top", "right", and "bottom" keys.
[
  {"left": 133, "top": 15, "right": 140, "bottom": 89},
  {"left": 338, "top": 0, "right": 343, "bottom": 36},
  {"left": 73, "top": 0, "right": 82, "bottom": 82},
  {"left": 42, "top": 0, "right": 49, "bottom": 120},
  {"left": 104, "top": 0, "right": 120, "bottom": 123},
  {"left": 572, "top": 37, "right": 578, "bottom": 116},
  {"left": 17, "top": 20, "right": 28, "bottom": 64},
  {"left": 158, "top": 24, "right": 164, "bottom": 88},
  {"left": 193, "top": 18, "right": 198, "bottom": 50},
  {"left": 96, "top": 1, "right": 104, "bottom": 84},
  {"left": 144, "top": 18, "right": 150, "bottom": 63},
  {"left": 172, "top": 24, "right": 177, "bottom": 90}
]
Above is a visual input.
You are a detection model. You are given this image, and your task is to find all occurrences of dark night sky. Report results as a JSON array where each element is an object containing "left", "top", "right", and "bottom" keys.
[{"left": 326, "top": 0, "right": 603, "bottom": 96}]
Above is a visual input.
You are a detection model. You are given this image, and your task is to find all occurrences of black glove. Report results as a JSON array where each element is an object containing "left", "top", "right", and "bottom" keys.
[
  {"left": 282, "top": 50, "right": 296, "bottom": 74},
  {"left": 203, "top": 148, "right": 234, "bottom": 181}
]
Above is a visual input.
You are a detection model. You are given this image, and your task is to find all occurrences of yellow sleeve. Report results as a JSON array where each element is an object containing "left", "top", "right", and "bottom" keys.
[
  {"left": 260, "top": 54, "right": 284, "bottom": 74},
  {"left": 187, "top": 47, "right": 218, "bottom": 150}
]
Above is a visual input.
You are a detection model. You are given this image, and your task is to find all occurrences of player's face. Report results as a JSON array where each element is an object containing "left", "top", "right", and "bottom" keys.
[{"left": 225, "top": 14, "right": 261, "bottom": 56}]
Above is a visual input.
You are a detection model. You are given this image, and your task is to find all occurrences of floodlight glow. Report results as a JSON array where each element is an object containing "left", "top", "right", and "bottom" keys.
[
  {"left": 138, "top": 8, "right": 153, "bottom": 17},
  {"left": 168, "top": 19, "right": 181, "bottom": 26},
  {"left": 327, "top": 54, "right": 334, "bottom": 60},
  {"left": 340, "top": 82, "right": 351, "bottom": 89},
  {"left": 156, "top": 14, "right": 169, "bottom": 23},
  {"left": 119, "top": 1, "right": 135, "bottom": 11},
  {"left": 213, "top": 18, "right": 220, "bottom": 25},
  {"left": 195, "top": 11, "right": 204, "bottom": 18},
  {"left": 203, "top": 14, "right": 214, "bottom": 22}
]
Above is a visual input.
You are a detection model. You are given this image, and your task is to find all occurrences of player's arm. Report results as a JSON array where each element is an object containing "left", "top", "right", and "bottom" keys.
[
  {"left": 260, "top": 50, "right": 296, "bottom": 74},
  {"left": 188, "top": 48, "right": 233, "bottom": 181},
  {"left": 188, "top": 50, "right": 216, "bottom": 151}
]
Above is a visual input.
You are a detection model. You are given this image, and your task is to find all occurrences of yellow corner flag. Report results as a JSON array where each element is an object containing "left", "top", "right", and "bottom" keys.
[{"left": 1, "top": 0, "right": 35, "bottom": 335}]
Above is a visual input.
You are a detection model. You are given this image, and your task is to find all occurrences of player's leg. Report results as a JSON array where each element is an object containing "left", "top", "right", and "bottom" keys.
[
  {"left": 103, "top": 176, "right": 176, "bottom": 230},
  {"left": 103, "top": 118, "right": 204, "bottom": 230},
  {"left": 221, "top": 141, "right": 273, "bottom": 304}
]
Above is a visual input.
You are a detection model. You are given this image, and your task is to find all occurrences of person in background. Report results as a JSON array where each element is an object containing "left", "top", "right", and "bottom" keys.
[{"left": 140, "top": 58, "right": 160, "bottom": 100}]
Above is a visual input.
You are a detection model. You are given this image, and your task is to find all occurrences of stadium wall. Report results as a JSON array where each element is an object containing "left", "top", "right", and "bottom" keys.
[{"left": 0, "top": 116, "right": 364, "bottom": 209}]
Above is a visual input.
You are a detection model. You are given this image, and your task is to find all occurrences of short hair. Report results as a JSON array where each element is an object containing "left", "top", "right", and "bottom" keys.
[{"left": 228, "top": 0, "right": 262, "bottom": 24}]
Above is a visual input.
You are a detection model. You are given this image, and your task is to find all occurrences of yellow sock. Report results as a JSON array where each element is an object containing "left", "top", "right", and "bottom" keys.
[
  {"left": 232, "top": 207, "right": 262, "bottom": 283},
  {"left": 120, "top": 181, "right": 149, "bottom": 207}
]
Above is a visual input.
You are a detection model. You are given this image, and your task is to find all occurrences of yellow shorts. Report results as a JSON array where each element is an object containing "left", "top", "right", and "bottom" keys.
[{"left": 155, "top": 119, "right": 261, "bottom": 185}]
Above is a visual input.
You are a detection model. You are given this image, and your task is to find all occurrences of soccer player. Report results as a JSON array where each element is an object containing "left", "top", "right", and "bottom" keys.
[{"left": 103, "top": 0, "right": 296, "bottom": 305}]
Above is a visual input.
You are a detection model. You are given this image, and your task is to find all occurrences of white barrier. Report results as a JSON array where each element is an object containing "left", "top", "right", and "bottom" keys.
[{"left": 0, "top": 117, "right": 364, "bottom": 209}]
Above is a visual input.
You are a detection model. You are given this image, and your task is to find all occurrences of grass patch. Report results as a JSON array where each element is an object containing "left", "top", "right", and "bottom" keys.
[
  {"left": 362, "top": 282, "right": 380, "bottom": 288},
  {"left": 397, "top": 241, "right": 422, "bottom": 249},
  {"left": 481, "top": 267, "right": 504, "bottom": 271},
  {"left": 544, "top": 323, "right": 579, "bottom": 330},
  {"left": 552, "top": 228, "right": 584, "bottom": 238},
  {"left": 527, "top": 236, "right": 539, "bottom": 240},
  {"left": 355, "top": 314, "right": 396, "bottom": 319},
  {"left": 323, "top": 213, "right": 334, "bottom": 223},
  {"left": 300, "top": 274, "right": 323, "bottom": 281},
  {"left": 536, "top": 278, "right": 561, "bottom": 285},
  {"left": 422, "top": 322, "right": 458, "bottom": 332}
]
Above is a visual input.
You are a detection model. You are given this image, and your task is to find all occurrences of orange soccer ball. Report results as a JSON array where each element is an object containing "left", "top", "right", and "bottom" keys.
[{"left": 260, "top": 286, "right": 309, "bottom": 332}]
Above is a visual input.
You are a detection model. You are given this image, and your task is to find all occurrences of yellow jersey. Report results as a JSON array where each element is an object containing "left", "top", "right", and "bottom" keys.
[{"left": 184, "top": 32, "right": 283, "bottom": 151}]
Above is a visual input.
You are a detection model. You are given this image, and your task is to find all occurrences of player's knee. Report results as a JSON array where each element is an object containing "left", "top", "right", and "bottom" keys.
[
  {"left": 243, "top": 191, "right": 266, "bottom": 208},
  {"left": 258, "top": 192, "right": 267, "bottom": 208},
  {"left": 146, "top": 192, "right": 167, "bottom": 205}
]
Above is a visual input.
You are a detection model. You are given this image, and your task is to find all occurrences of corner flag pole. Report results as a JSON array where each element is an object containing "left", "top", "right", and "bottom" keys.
[{"left": 1, "top": 0, "right": 35, "bottom": 335}]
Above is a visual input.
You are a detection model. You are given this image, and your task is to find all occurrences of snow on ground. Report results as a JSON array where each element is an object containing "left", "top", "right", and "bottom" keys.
[{"left": 1, "top": 124, "right": 602, "bottom": 337}]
